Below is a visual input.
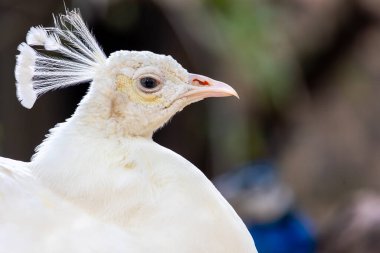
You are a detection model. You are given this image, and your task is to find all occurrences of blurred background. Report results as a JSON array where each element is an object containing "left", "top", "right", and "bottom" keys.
[{"left": 2, "top": 0, "right": 380, "bottom": 252}]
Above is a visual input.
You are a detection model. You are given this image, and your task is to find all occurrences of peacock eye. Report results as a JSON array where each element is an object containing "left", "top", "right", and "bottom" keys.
[{"left": 139, "top": 77, "right": 161, "bottom": 93}]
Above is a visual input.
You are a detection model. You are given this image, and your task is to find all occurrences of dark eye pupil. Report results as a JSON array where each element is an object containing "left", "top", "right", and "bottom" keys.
[{"left": 140, "top": 77, "right": 158, "bottom": 89}]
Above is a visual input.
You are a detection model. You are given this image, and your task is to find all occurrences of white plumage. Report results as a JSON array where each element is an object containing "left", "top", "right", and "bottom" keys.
[
  {"left": 3, "top": 9, "right": 258, "bottom": 253},
  {"left": 0, "top": 158, "right": 138, "bottom": 253}
]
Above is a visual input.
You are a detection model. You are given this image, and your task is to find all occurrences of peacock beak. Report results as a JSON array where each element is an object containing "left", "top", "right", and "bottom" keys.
[{"left": 181, "top": 73, "right": 239, "bottom": 100}]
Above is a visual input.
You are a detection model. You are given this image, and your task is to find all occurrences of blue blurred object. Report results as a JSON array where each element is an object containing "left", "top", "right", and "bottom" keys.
[
  {"left": 214, "top": 161, "right": 316, "bottom": 253},
  {"left": 248, "top": 212, "right": 315, "bottom": 253}
]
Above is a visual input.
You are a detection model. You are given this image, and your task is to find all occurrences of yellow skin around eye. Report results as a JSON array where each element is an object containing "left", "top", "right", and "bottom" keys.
[{"left": 115, "top": 74, "right": 163, "bottom": 105}]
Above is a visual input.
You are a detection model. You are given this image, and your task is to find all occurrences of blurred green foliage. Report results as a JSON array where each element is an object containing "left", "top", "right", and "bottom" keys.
[{"left": 206, "top": 0, "right": 298, "bottom": 108}]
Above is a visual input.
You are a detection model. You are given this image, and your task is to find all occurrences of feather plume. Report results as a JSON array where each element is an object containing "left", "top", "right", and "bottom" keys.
[
  {"left": 15, "top": 43, "right": 37, "bottom": 109},
  {"left": 15, "top": 9, "right": 106, "bottom": 109},
  {"left": 26, "top": 26, "right": 48, "bottom": 46},
  {"left": 43, "top": 35, "right": 61, "bottom": 51}
]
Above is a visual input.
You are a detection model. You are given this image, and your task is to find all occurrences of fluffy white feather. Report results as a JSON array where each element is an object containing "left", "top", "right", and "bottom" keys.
[
  {"left": 43, "top": 35, "right": 61, "bottom": 51},
  {"left": 26, "top": 26, "right": 48, "bottom": 46},
  {"left": 15, "top": 43, "right": 37, "bottom": 109},
  {"left": 0, "top": 158, "right": 141, "bottom": 253},
  {"left": 31, "top": 126, "right": 257, "bottom": 252},
  {"left": 14, "top": 9, "right": 106, "bottom": 109}
]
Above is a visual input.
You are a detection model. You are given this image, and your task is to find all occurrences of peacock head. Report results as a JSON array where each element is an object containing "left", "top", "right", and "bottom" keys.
[{"left": 15, "top": 9, "right": 238, "bottom": 137}]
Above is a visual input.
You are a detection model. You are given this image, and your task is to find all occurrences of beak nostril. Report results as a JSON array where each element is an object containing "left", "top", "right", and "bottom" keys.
[{"left": 193, "top": 79, "right": 210, "bottom": 86}]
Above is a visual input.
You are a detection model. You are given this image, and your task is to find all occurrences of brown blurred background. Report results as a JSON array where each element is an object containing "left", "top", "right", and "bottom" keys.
[{"left": 2, "top": 0, "right": 380, "bottom": 238}]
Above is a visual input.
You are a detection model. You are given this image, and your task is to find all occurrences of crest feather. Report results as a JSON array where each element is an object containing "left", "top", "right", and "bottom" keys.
[
  {"left": 26, "top": 26, "right": 48, "bottom": 46},
  {"left": 15, "top": 9, "right": 106, "bottom": 109}
]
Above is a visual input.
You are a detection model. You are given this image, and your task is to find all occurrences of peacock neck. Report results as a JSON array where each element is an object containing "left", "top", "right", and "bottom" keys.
[
  {"left": 30, "top": 113, "right": 153, "bottom": 218},
  {"left": 65, "top": 86, "right": 155, "bottom": 140}
]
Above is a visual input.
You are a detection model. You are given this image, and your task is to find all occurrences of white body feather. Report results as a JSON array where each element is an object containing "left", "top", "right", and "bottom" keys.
[
  {"left": 30, "top": 113, "right": 256, "bottom": 252},
  {"left": 0, "top": 158, "right": 141, "bottom": 253}
]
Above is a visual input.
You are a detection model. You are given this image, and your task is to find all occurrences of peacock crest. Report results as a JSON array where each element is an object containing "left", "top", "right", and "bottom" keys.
[{"left": 15, "top": 9, "right": 106, "bottom": 109}]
